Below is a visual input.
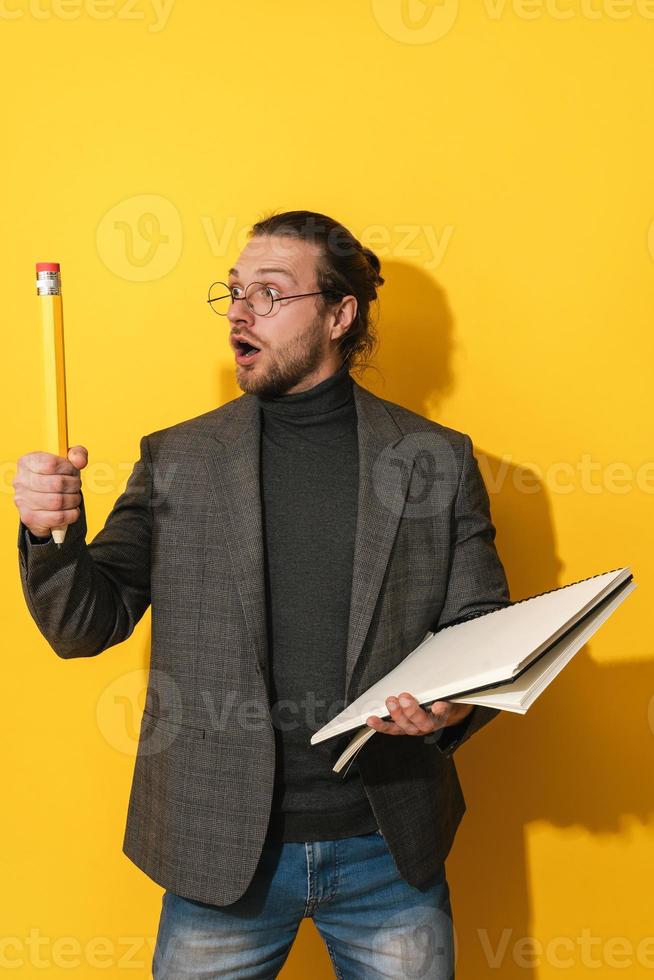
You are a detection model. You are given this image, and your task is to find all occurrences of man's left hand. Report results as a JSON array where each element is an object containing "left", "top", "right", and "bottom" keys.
[{"left": 366, "top": 693, "right": 474, "bottom": 736}]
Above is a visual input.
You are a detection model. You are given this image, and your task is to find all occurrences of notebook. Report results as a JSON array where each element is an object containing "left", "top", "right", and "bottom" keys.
[{"left": 309, "top": 567, "right": 636, "bottom": 774}]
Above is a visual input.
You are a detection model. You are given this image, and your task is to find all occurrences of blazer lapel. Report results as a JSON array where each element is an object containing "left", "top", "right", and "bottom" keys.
[
  {"left": 343, "top": 382, "right": 415, "bottom": 703},
  {"left": 197, "top": 379, "right": 416, "bottom": 706},
  {"left": 199, "top": 395, "right": 269, "bottom": 677}
]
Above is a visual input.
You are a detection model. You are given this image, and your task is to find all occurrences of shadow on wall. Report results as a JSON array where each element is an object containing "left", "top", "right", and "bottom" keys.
[{"left": 214, "top": 261, "right": 646, "bottom": 980}]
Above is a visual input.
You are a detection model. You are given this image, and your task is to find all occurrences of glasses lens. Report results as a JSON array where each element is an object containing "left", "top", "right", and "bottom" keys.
[
  {"left": 245, "top": 282, "right": 274, "bottom": 316},
  {"left": 207, "top": 281, "right": 232, "bottom": 315}
]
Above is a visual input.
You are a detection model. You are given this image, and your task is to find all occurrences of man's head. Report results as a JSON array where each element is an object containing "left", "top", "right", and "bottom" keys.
[{"left": 224, "top": 210, "right": 384, "bottom": 397}]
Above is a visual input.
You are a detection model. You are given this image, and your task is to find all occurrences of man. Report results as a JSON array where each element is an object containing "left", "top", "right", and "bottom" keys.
[{"left": 14, "top": 210, "right": 511, "bottom": 979}]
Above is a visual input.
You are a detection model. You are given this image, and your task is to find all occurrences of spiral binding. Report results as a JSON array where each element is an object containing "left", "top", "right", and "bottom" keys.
[{"left": 434, "top": 566, "right": 630, "bottom": 635}]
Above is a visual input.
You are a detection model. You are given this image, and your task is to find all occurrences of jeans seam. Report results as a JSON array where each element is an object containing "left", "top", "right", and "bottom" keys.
[
  {"left": 324, "top": 939, "right": 345, "bottom": 980},
  {"left": 322, "top": 838, "right": 342, "bottom": 906},
  {"left": 303, "top": 842, "right": 313, "bottom": 917}
]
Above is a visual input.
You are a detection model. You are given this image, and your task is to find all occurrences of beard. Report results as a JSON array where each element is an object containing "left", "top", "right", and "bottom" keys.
[{"left": 235, "top": 310, "right": 328, "bottom": 399}]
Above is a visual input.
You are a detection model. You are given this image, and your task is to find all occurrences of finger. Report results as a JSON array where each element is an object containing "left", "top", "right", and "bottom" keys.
[
  {"left": 429, "top": 700, "right": 457, "bottom": 730},
  {"left": 365, "top": 714, "right": 405, "bottom": 735},
  {"left": 26, "top": 491, "right": 82, "bottom": 513},
  {"left": 395, "top": 693, "right": 441, "bottom": 734},
  {"left": 24, "top": 451, "right": 80, "bottom": 477},
  {"left": 21, "top": 507, "right": 80, "bottom": 528},
  {"left": 67, "top": 446, "right": 88, "bottom": 469},
  {"left": 383, "top": 697, "right": 422, "bottom": 735},
  {"left": 17, "top": 471, "right": 81, "bottom": 494}
]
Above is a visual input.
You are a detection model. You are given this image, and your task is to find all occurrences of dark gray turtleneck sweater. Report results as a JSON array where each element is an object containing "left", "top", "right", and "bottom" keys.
[{"left": 257, "top": 361, "right": 379, "bottom": 842}]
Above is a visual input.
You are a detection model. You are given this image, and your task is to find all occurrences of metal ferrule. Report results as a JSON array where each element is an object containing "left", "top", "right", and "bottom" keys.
[{"left": 36, "top": 270, "right": 61, "bottom": 296}]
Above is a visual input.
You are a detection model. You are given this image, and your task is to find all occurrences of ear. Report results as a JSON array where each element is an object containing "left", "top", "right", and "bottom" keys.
[{"left": 328, "top": 295, "right": 357, "bottom": 341}]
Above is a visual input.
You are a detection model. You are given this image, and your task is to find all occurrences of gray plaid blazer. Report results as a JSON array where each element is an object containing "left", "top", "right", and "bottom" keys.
[{"left": 17, "top": 378, "right": 511, "bottom": 906}]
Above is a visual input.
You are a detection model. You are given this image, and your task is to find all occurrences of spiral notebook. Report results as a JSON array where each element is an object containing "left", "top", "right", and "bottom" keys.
[{"left": 310, "top": 566, "right": 636, "bottom": 774}]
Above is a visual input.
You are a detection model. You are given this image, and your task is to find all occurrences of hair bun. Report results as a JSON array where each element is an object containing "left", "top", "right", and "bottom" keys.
[{"left": 361, "top": 246, "right": 385, "bottom": 287}]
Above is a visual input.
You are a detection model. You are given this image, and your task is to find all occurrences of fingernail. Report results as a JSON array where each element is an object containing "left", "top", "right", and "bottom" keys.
[
  {"left": 399, "top": 696, "right": 411, "bottom": 707},
  {"left": 387, "top": 698, "right": 398, "bottom": 709}
]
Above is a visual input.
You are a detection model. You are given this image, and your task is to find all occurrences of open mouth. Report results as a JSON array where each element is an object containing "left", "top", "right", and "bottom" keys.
[{"left": 234, "top": 340, "right": 261, "bottom": 362}]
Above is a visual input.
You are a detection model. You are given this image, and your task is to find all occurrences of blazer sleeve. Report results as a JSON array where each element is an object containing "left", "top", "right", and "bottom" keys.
[
  {"left": 17, "top": 435, "right": 153, "bottom": 659},
  {"left": 428, "top": 433, "right": 512, "bottom": 758}
]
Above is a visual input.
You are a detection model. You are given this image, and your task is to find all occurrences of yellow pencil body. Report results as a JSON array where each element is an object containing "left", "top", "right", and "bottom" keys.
[{"left": 36, "top": 263, "right": 69, "bottom": 546}]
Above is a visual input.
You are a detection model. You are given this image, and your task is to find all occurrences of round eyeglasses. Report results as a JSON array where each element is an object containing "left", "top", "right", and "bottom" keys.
[{"left": 206, "top": 280, "right": 341, "bottom": 317}]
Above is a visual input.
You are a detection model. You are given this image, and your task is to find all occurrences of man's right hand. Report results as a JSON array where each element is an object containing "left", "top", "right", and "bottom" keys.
[{"left": 12, "top": 446, "right": 88, "bottom": 539}]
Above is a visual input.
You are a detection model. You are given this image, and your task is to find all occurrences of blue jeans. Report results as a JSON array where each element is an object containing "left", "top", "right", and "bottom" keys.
[{"left": 152, "top": 829, "right": 455, "bottom": 979}]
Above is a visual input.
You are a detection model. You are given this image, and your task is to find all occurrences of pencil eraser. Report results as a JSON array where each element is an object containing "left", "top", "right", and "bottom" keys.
[{"left": 36, "top": 262, "right": 60, "bottom": 272}]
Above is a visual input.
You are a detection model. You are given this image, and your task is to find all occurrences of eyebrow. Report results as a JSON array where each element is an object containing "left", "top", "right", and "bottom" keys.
[{"left": 228, "top": 266, "right": 297, "bottom": 284}]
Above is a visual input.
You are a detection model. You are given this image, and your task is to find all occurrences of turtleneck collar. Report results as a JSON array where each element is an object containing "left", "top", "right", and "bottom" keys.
[{"left": 256, "top": 361, "right": 354, "bottom": 419}]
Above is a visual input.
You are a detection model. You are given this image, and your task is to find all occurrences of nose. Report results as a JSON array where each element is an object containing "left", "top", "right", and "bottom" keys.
[{"left": 226, "top": 296, "right": 254, "bottom": 327}]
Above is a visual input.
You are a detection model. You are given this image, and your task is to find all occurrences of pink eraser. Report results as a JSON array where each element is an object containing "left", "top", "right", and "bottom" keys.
[{"left": 35, "top": 262, "right": 60, "bottom": 272}]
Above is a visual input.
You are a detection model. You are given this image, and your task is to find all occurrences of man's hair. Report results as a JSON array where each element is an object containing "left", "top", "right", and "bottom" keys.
[{"left": 248, "top": 209, "right": 384, "bottom": 376}]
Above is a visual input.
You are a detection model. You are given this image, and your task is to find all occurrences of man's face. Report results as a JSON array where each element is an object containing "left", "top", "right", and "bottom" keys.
[{"left": 226, "top": 234, "right": 338, "bottom": 398}]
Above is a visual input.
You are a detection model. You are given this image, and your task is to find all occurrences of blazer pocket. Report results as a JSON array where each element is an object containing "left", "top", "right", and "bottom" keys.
[{"left": 141, "top": 707, "right": 206, "bottom": 740}]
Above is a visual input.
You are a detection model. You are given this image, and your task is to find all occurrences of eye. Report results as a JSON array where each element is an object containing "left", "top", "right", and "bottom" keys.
[
  {"left": 250, "top": 285, "right": 280, "bottom": 303},
  {"left": 230, "top": 284, "right": 244, "bottom": 298}
]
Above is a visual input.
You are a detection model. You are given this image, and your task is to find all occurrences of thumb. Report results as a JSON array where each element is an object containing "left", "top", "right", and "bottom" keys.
[{"left": 67, "top": 445, "right": 88, "bottom": 470}]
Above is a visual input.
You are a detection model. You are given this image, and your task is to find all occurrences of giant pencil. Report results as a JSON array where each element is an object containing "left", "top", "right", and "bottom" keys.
[{"left": 35, "top": 262, "right": 69, "bottom": 548}]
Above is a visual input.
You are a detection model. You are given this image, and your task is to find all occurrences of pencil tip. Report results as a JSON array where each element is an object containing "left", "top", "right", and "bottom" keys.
[{"left": 56, "top": 543, "right": 62, "bottom": 549}]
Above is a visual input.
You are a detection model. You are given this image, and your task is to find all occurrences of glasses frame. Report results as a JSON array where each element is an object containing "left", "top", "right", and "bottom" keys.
[{"left": 206, "top": 280, "right": 342, "bottom": 317}]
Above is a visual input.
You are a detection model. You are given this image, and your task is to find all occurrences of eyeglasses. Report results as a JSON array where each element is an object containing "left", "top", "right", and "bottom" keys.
[{"left": 206, "top": 280, "right": 342, "bottom": 317}]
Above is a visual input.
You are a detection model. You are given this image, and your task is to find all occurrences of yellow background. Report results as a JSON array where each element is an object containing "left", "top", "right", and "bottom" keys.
[{"left": 2, "top": 0, "right": 653, "bottom": 976}]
